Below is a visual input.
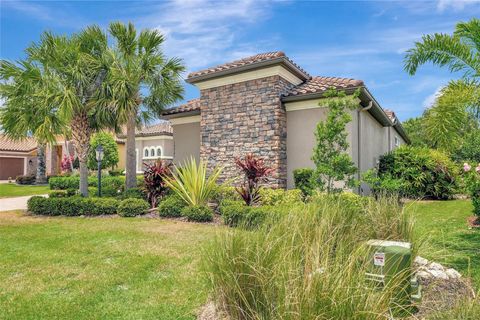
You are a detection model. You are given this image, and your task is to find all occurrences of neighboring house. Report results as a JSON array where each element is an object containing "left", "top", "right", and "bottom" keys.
[
  {"left": 0, "top": 135, "right": 37, "bottom": 180},
  {"left": 118, "top": 123, "right": 174, "bottom": 173},
  {"left": 161, "top": 51, "right": 409, "bottom": 193}
]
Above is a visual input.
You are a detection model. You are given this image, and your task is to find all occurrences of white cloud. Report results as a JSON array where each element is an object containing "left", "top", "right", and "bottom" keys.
[
  {"left": 135, "top": 0, "right": 279, "bottom": 72},
  {"left": 423, "top": 86, "right": 444, "bottom": 109},
  {"left": 436, "top": 0, "right": 480, "bottom": 12}
]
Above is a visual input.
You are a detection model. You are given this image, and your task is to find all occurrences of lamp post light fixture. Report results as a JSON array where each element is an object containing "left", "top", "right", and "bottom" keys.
[{"left": 95, "top": 145, "right": 104, "bottom": 197}]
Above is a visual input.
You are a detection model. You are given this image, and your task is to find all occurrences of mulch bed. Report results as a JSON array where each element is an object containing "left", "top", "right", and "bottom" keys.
[{"left": 467, "top": 216, "right": 480, "bottom": 228}]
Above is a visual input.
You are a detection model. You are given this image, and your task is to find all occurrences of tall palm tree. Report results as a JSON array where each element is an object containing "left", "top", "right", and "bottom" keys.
[
  {"left": 0, "top": 60, "right": 64, "bottom": 184},
  {"left": 404, "top": 18, "right": 480, "bottom": 152},
  {"left": 1, "top": 26, "right": 115, "bottom": 195},
  {"left": 103, "top": 22, "right": 185, "bottom": 189}
]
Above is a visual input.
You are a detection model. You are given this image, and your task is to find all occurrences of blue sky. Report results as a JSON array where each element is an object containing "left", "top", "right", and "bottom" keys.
[{"left": 1, "top": 0, "right": 480, "bottom": 121}]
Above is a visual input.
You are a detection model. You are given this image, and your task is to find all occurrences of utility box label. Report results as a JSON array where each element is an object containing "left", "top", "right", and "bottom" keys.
[{"left": 373, "top": 252, "right": 385, "bottom": 266}]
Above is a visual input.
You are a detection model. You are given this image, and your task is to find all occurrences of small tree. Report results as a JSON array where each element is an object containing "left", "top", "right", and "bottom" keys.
[
  {"left": 312, "top": 89, "right": 359, "bottom": 193},
  {"left": 87, "top": 132, "right": 119, "bottom": 170}
]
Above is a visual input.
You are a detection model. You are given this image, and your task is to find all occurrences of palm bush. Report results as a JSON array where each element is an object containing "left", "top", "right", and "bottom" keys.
[
  {"left": 164, "top": 157, "right": 222, "bottom": 206},
  {"left": 203, "top": 196, "right": 416, "bottom": 319}
]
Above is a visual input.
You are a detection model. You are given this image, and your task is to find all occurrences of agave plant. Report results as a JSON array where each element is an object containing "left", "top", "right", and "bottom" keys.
[
  {"left": 235, "top": 153, "right": 273, "bottom": 206},
  {"left": 164, "top": 157, "right": 223, "bottom": 206},
  {"left": 143, "top": 160, "right": 172, "bottom": 208}
]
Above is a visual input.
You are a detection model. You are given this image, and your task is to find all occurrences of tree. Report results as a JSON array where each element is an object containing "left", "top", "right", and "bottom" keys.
[
  {"left": 101, "top": 22, "right": 185, "bottom": 189},
  {"left": 0, "top": 60, "right": 64, "bottom": 184},
  {"left": 404, "top": 18, "right": 480, "bottom": 152},
  {"left": 87, "top": 132, "right": 119, "bottom": 170},
  {"left": 25, "top": 27, "right": 116, "bottom": 196},
  {"left": 312, "top": 89, "right": 359, "bottom": 193},
  {"left": 402, "top": 116, "right": 431, "bottom": 148}
]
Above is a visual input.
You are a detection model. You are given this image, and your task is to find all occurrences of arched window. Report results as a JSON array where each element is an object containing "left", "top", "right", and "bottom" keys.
[
  {"left": 144, "top": 148, "right": 148, "bottom": 157},
  {"left": 150, "top": 148, "right": 155, "bottom": 157},
  {"left": 156, "top": 147, "right": 162, "bottom": 157}
]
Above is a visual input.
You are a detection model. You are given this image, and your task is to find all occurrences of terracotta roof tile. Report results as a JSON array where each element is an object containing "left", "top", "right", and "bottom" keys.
[
  {"left": 286, "top": 76, "right": 364, "bottom": 97},
  {"left": 161, "top": 98, "right": 200, "bottom": 116},
  {"left": 187, "top": 51, "right": 310, "bottom": 79},
  {"left": 0, "top": 135, "right": 37, "bottom": 152},
  {"left": 383, "top": 109, "right": 396, "bottom": 122},
  {"left": 117, "top": 122, "right": 172, "bottom": 138}
]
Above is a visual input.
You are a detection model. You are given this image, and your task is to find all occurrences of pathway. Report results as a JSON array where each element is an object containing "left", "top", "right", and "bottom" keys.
[{"left": 0, "top": 195, "right": 47, "bottom": 211}]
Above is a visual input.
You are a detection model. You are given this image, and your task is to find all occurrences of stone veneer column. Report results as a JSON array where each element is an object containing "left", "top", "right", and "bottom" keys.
[{"left": 199, "top": 75, "right": 294, "bottom": 188}]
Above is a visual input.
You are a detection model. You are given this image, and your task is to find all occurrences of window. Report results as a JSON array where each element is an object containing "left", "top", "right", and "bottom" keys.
[
  {"left": 150, "top": 148, "right": 155, "bottom": 157},
  {"left": 156, "top": 147, "right": 162, "bottom": 157},
  {"left": 144, "top": 149, "right": 148, "bottom": 157},
  {"left": 394, "top": 136, "right": 400, "bottom": 148}
]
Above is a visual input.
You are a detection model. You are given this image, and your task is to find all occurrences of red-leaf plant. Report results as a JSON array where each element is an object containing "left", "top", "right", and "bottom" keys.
[
  {"left": 143, "top": 160, "right": 172, "bottom": 208},
  {"left": 235, "top": 153, "right": 273, "bottom": 206}
]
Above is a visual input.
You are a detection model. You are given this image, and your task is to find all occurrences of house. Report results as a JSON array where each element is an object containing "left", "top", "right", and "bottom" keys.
[
  {"left": 0, "top": 135, "right": 37, "bottom": 180},
  {"left": 161, "top": 51, "right": 409, "bottom": 193},
  {"left": 117, "top": 122, "right": 174, "bottom": 173}
]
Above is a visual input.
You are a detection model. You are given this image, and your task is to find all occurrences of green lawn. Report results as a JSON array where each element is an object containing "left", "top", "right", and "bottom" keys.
[
  {"left": 406, "top": 200, "right": 480, "bottom": 288},
  {"left": 0, "top": 211, "right": 219, "bottom": 319},
  {"left": 0, "top": 183, "right": 50, "bottom": 198}
]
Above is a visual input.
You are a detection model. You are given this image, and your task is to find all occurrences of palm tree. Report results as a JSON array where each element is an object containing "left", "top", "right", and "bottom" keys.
[
  {"left": 1, "top": 26, "right": 115, "bottom": 195},
  {"left": 0, "top": 60, "right": 64, "bottom": 184},
  {"left": 104, "top": 22, "right": 185, "bottom": 189},
  {"left": 404, "top": 18, "right": 480, "bottom": 152}
]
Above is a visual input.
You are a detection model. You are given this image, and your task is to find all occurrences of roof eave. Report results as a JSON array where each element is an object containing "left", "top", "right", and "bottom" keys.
[
  {"left": 186, "top": 57, "right": 310, "bottom": 84},
  {"left": 160, "top": 109, "right": 201, "bottom": 120},
  {"left": 281, "top": 86, "right": 363, "bottom": 103}
]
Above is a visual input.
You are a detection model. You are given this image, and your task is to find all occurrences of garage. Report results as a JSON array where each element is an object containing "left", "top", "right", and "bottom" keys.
[{"left": 0, "top": 157, "right": 25, "bottom": 180}]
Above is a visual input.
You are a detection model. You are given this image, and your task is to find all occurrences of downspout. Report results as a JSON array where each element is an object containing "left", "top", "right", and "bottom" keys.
[{"left": 357, "top": 101, "right": 373, "bottom": 194}]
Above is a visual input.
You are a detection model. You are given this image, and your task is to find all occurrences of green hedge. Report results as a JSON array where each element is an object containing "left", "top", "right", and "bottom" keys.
[
  {"left": 118, "top": 198, "right": 149, "bottom": 217},
  {"left": 49, "top": 175, "right": 144, "bottom": 191},
  {"left": 181, "top": 205, "right": 213, "bottom": 222},
  {"left": 221, "top": 202, "right": 275, "bottom": 228},
  {"left": 158, "top": 195, "right": 186, "bottom": 217},
  {"left": 259, "top": 188, "right": 303, "bottom": 206},
  {"left": 377, "top": 146, "right": 459, "bottom": 199},
  {"left": 293, "top": 168, "right": 315, "bottom": 197},
  {"left": 27, "top": 196, "right": 120, "bottom": 216}
]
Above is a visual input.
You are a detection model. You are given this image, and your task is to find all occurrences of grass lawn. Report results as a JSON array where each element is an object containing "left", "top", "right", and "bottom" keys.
[
  {"left": 0, "top": 211, "right": 220, "bottom": 319},
  {"left": 406, "top": 200, "right": 480, "bottom": 288},
  {"left": 0, "top": 183, "right": 50, "bottom": 198}
]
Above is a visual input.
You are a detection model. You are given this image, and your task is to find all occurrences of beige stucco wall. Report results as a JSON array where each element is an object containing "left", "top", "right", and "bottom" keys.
[
  {"left": 172, "top": 122, "right": 200, "bottom": 165},
  {"left": 285, "top": 100, "right": 358, "bottom": 189},
  {"left": 387, "top": 126, "right": 406, "bottom": 151},
  {"left": 134, "top": 136, "right": 174, "bottom": 173},
  {"left": 117, "top": 143, "right": 126, "bottom": 170}
]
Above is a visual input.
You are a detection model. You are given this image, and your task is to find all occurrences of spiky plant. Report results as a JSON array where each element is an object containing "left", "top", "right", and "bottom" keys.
[
  {"left": 143, "top": 160, "right": 172, "bottom": 208},
  {"left": 235, "top": 153, "right": 273, "bottom": 206}
]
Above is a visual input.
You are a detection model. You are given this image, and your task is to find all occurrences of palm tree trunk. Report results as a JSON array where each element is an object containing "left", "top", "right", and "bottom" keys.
[
  {"left": 71, "top": 113, "right": 91, "bottom": 197},
  {"left": 35, "top": 143, "right": 47, "bottom": 184},
  {"left": 125, "top": 113, "right": 137, "bottom": 189}
]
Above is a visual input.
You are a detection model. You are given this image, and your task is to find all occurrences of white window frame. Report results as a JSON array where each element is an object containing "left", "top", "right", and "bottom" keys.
[
  {"left": 142, "top": 145, "right": 172, "bottom": 160},
  {"left": 394, "top": 136, "right": 400, "bottom": 148}
]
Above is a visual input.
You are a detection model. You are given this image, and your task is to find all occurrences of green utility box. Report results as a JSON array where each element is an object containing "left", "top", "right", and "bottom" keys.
[{"left": 366, "top": 240, "right": 421, "bottom": 313}]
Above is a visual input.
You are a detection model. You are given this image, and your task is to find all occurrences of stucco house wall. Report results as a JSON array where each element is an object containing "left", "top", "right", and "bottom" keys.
[
  {"left": 134, "top": 137, "right": 174, "bottom": 173},
  {"left": 171, "top": 121, "right": 201, "bottom": 165}
]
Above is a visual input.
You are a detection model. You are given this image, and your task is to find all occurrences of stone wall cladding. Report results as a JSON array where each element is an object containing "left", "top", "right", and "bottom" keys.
[{"left": 199, "top": 75, "right": 295, "bottom": 188}]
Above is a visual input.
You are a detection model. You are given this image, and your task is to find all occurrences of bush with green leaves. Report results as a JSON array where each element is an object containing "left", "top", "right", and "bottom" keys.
[
  {"left": 221, "top": 202, "right": 276, "bottom": 228},
  {"left": 87, "top": 132, "right": 119, "bottom": 170},
  {"left": 49, "top": 176, "right": 80, "bottom": 190},
  {"left": 117, "top": 198, "right": 149, "bottom": 217},
  {"left": 49, "top": 190, "right": 69, "bottom": 198},
  {"left": 108, "top": 168, "right": 124, "bottom": 176},
  {"left": 119, "top": 188, "right": 146, "bottom": 200},
  {"left": 293, "top": 168, "right": 314, "bottom": 197},
  {"left": 211, "top": 185, "right": 241, "bottom": 205},
  {"left": 27, "top": 196, "right": 120, "bottom": 216},
  {"left": 259, "top": 188, "right": 303, "bottom": 206},
  {"left": 16, "top": 175, "right": 36, "bottom": 185},
  {"left": 181, "top": 205, "right": 213, "bottom": 222},
  {"left": 374, "top": 146, "right": 459, "bottom": 199},
  {"left": 158, "top": 195, "right": 186, "bottom": 217}
]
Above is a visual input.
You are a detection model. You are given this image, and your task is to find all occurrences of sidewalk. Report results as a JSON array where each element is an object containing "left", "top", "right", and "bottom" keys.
[{"left": 0, "top": 195, "right": 47, "bottom": 211}]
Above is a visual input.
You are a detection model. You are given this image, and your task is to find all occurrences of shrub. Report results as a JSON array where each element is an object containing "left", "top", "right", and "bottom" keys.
[
  {"left": 462, "top": 162, "right": 480, "bottom": 216},
  {"left": 108, "top": 168, "right": 124, "bottom": 176},
  {"left": 158, "top": 195, "right": 186, "bottom": 217},
  {"left": 375, "top": 146, "right": 458, "bottom": 199},
  {"left": 203, "top": 196, "right": 414, "bottom": 319},
  {"left": 164, "top": 157, "right": 222, "bottom": 206},
  {"left": 221, "top": 201, "right": 275, "bottom": 228},
  {"left": 118, "top": 198, "right": 149, "bottom": 217},
  {"left": 49, "top": 176, "right": 80, "bottom": 190},
  {"left": 87, "top": 132, "right": 119, "bottom": 170},
  {"left": 16, "top": 175, "right": 36, "bottom": 185},
  {"left": 211, "top": 185, "right": 241, "bottom": 205},
  {"left": 181, "top": 205, "right": 213, "bottom": 222},
  {"left": 235, "top": 153, "right": 273, "bottom": 206},
  {"left": 293, "top": 168, "right": 314, "bottom": 197},
  {"left": 27, "top": 196, "right": 120, "bottom": 216},
  {"left": 143, "top": 160, "right": 172, "bottom": 207},
  {"left": 120, "top": 188, "right": 146, "bottom": 200},
  {"left": 259, "top": 188, "right": 302, "bottom": 206},
  {"left": 50, "top": 175, "right": 128, "bottom": 192},
  {"left": 49, "top": 190, "right": 68, "bottom": 198}
]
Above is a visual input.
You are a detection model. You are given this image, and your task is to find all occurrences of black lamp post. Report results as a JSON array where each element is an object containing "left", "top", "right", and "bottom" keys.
[{"left": 95, "top": 145, "right": 104, "bottom": 197}]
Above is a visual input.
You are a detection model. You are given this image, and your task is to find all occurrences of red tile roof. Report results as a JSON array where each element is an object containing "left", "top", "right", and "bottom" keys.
[
  {"left": 0, "top": 135, "right": 37, "bottom": 152},
  {"left": 161, "top": 98, "right": 201, "bottom": 116},
  {"left": 285, "top": 76, "right": 364, "bottom": 97},
  {"left": 187, "top": 51, "right": 310, "bottom": 80},
  {"left": 117, "top": 122, "right": 172, "bottom": 138},
  {"left": 383, "top": 109, "right": 396, "bottom": 122}
]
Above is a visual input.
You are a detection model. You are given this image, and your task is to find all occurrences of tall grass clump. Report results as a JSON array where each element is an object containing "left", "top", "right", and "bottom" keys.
[{"left": 202, "top": 196, "right": 417, "bottom": 319}]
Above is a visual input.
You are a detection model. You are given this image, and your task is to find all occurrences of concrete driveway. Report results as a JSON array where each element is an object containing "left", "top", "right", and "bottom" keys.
[{"left": 0, "top": 195, "right": 47, "bottom": 211}]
